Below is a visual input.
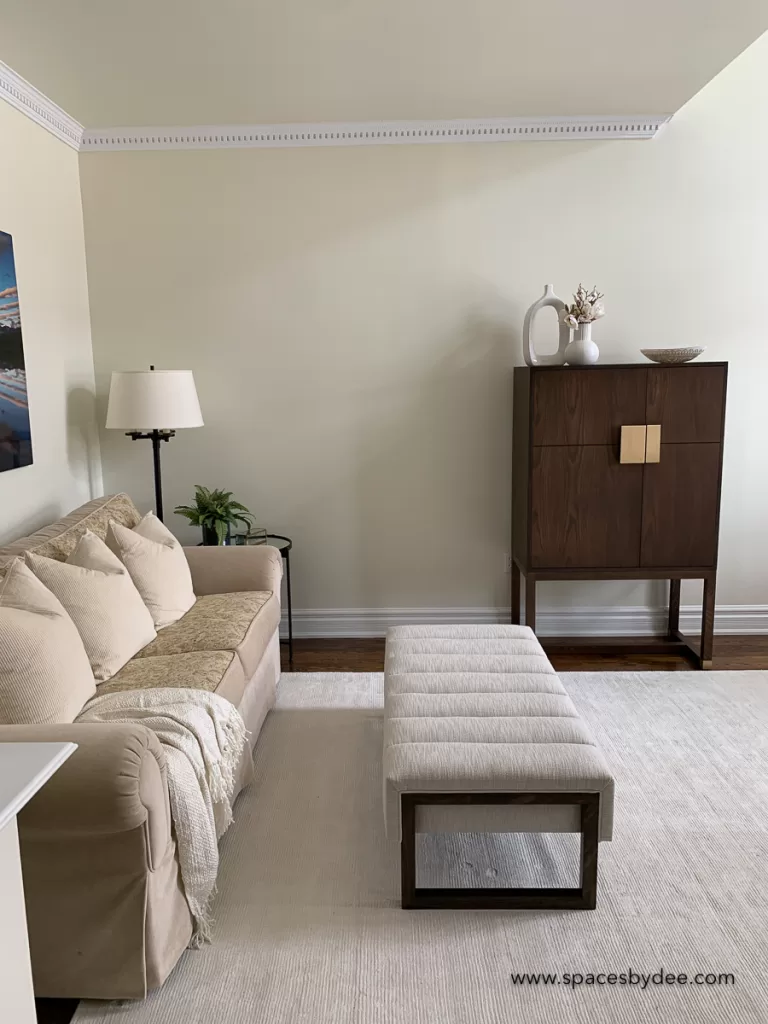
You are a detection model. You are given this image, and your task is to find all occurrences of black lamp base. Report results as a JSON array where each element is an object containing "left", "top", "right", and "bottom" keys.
[{"left": 126, "top": 429, "right": 175, "bottom": 521}]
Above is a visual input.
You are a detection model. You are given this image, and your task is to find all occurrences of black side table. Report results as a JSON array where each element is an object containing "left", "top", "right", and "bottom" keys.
[{"left": 264, "top": 535, "right": 293, "bottom": 665}]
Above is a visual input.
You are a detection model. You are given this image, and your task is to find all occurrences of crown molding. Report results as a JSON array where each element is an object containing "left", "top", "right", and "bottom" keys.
[
  {"left": 0, "top": 59, "right": 83, "bottom": 150},
  {"left": 80, "top": 114, "right": 670, "bottom": 152},
  {"left": 0, "top": 64, "right": 669, "bottom": 155}
]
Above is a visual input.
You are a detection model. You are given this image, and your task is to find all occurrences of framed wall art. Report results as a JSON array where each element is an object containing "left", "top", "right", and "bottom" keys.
[{"left": 0, "top": 230, "right": 32, "bottom": 472}]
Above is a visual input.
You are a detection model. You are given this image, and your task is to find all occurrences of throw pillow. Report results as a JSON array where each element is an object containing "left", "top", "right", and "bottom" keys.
[
  {"left": 106, "top": 513, "right": 196, "bottom": 629},
  {"left": 0, "top": 559, "right": 96, "bottom": 724},
  {"left": 25, "top": 532, "right": 157, "bottom": 682}
]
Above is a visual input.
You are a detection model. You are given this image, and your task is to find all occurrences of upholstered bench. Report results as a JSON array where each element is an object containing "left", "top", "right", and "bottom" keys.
[{"left": 383, "top": 625, "right": 615, "bottom": 910}]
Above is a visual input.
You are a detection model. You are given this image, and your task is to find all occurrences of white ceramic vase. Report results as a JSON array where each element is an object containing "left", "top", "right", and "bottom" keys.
[
  {"left": 522, "top": 284, "right": 571, "bottom": 367},
  {"left": 564, "top": 322, "right": 600, "bottom": 365}
]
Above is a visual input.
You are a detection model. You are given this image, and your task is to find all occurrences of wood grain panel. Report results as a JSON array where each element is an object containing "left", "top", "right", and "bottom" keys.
[
  {"left": 641, "top": 443, "right": 722, "bottom": 567},
  {"left": 512, "top": 368, "right": 531, "bottom": 566},
  {"left": 645, "top": 365, "right": 726, "bottom": 443},
  {"left": 531, "top": 446, "right": 643, "bottom": 568},
  {"left": 532, "top": 368, "right": 647, "bottom": 446}
]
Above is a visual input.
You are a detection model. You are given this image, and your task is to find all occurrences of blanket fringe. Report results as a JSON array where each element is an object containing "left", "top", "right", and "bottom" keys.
[{"left": 190, "top": 919, "right": 213, "bottom": 948}]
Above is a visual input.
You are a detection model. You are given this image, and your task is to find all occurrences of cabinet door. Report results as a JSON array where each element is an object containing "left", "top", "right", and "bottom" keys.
[
  {"left": 645, "top": 365, "right": 726, "bottom": 442},
  {"left": 641, "top": 365, "right": 725, "bottom": 567},
  {"left": 531, "top": 446, "right": 643, "bottom": 568},
  {"left": 532, "top": 368, "right": 647, "bottom": 446},
  {"left": 640, "top": 443, "right": 722, "bottom": 567}
]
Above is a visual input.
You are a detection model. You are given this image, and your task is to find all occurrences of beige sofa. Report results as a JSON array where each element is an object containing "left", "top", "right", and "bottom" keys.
[{"left": 0, "top": 494, "right": 282, "bottom": 999}]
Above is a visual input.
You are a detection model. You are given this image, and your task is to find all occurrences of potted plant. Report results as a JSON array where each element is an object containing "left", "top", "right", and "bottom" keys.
[{"left": 174, "top": 485, "right": 255, "bottom": 545}]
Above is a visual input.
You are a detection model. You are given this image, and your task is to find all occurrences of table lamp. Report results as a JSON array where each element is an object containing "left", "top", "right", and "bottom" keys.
[{"left": 105, "top": 366, "right": 203, "bottom": 521}]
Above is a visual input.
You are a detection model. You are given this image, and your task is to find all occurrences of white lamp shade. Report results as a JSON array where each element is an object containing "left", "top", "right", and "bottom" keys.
[{"left": 106, "top": 370, "right": 204, "bottom": 430}]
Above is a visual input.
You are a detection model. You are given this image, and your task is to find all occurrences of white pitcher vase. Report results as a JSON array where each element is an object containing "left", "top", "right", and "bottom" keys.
[{"left": 564, "top": 322, "right": 600, "bottom": 365}]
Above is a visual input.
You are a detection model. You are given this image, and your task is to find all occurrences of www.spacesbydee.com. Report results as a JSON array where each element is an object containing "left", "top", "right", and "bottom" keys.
[{"left": 510, "top": 969, "right": 735, "bottom": 989}]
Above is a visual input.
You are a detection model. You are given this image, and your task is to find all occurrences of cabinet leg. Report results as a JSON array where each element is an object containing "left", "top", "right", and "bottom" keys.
[
  {"left": 511, "top": 562, "right": 521, "bottom": 625},
  {"left": 668, "top": 579, "right": 681, "bottom": 636},
  {"left": 700, "top": 575, "right": 716, "bottom": 669},
  {"left": 525, "top": 576, "right": 537, "bottom": 634}
]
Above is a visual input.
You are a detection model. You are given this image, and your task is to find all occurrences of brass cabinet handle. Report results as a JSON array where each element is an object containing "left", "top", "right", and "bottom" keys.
[
  {"left": 645, "top": 424, "right": 661, "bottom": 463},
  {"left": 619, "top": 424, "right": 662, "bottom": 464},
  {"left": 620, "top": 425, "right": 647, "bottom": 464}
]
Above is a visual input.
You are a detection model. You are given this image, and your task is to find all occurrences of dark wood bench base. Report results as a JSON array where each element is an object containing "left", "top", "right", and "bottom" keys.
[{"left": 400, "top": 792, "right": 600, "bottom": 910}]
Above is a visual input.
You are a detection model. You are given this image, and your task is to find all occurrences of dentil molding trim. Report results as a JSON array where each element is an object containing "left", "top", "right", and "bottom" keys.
[
  {"left": 0, "top": 59, "right": 83, "bottom": 150},
  {"left": 80, "top": 115, "right": 670, "bottom": 151},
  {"left": 280, "top": 604, "right": 768, "bottom": 639},
  {"left": 0, "top": 63, "right": 669, "bottom": 153}
]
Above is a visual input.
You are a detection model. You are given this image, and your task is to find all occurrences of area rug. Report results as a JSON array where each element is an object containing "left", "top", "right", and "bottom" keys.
[{"left": 74, "top": 671, "right": 768, "bottom": 1023}]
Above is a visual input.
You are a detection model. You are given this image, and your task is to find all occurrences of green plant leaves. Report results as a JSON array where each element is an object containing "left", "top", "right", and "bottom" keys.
[{"left": 173, "top": 484, "right": 255, "bottom": 537}]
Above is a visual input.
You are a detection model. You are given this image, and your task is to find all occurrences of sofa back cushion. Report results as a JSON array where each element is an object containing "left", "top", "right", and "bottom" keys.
[
  {"left": 0, "top": 559, "right": 96, "bottom": 724},
  {"left": 25, "top": 532, "right": 157, "bottom": 682},
  {"left": 0, "top": 493, "right": 141, "bottom": 567},
  {"left": 107, "top": 513, "right": 196, "bottom": 629}
]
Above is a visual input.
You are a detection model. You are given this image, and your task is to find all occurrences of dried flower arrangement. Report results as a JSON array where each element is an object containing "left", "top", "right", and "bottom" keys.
[{"left": 560, "top": 284, "right": 605, "bottom": 329}]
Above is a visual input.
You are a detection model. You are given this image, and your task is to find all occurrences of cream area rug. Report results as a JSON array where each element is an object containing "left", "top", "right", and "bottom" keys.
[{"left": 74, "top": 671, "right": 768, "bottom": 1024}]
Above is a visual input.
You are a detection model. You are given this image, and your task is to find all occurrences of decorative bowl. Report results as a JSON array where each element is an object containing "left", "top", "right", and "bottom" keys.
[{"left": 641, "top": 347, "right": 705, "bottom": 365}]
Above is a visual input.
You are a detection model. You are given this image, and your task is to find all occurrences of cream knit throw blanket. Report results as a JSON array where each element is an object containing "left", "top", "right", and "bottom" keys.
[{"left": 77, "top": 687, "right": 249, "bottom": 944}]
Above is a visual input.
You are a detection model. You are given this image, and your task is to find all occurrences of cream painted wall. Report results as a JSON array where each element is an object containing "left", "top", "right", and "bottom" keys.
[
  {"left": 0, "top": 101, "right": 101, "bottom": 545},
  {"left": 80, "top": 35, "right": 768, "bottom": 621}
]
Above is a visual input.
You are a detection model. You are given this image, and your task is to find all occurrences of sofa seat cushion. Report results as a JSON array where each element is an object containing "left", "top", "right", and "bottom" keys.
[
  {"left": 98, "top": 650, "right": 247, "bottom": 706},
  {"left": 134, "top": 591, "right": 280, "bottom": 679}
]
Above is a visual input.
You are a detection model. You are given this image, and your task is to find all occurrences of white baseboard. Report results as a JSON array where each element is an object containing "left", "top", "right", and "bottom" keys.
[{"left": 281, "top": 605, "right": 768, "bottom": 638}]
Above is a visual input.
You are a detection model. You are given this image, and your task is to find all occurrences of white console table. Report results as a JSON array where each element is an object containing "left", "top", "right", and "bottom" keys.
[{"left": 0, "top": 743, "right": 77, "bottom": 1024}]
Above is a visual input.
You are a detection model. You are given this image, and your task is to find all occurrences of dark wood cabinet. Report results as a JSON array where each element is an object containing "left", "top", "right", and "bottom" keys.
[
  {"left": 512, "top": 362, "right": 727, "bottom": 668},
  {"left": 531, "top": 446, "right": 644, "bottom": 569},
  {"left": 639, "top": 442, "right": 722, "bottom": 568}
]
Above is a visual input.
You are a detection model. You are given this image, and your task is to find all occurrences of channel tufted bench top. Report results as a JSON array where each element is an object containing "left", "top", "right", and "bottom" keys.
[
  {"left": 383, "top": 625, "right": 615, "bottom": 893},
  {"left": 383, "top": 624, "right": 615, "bottom": 908}
]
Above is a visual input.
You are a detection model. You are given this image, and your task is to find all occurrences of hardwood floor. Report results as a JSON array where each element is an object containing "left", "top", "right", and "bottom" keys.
[
  {"left": 35, "top": 633, "right": 768, "bottom": 1023},
  {"left": 286, "top": 634, "right": 768, "bottom": 673}
]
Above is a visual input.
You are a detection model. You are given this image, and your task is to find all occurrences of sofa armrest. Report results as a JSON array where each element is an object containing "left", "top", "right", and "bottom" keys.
[
  {"left": 0, "top": 723, "right": 170, "bottom": 865},
  {"left": 183, "top": 544, "right": 284, "bottom": 596}
]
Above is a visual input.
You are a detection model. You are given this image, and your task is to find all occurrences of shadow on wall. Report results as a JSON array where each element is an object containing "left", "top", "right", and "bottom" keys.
[
  {"left": 351, "top": 303, "right": 519, "bottom": 609},
  {"left": 0, "top": 502, "right": 60, "bottom": 547},
  {"left": 66, "top": 386, "right": 103, "bottom": 499}
]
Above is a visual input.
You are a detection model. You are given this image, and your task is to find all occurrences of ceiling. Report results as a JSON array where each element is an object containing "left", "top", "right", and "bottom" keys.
[{"left": 1, "top": 1, "right": 766, "bottom": 127}]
